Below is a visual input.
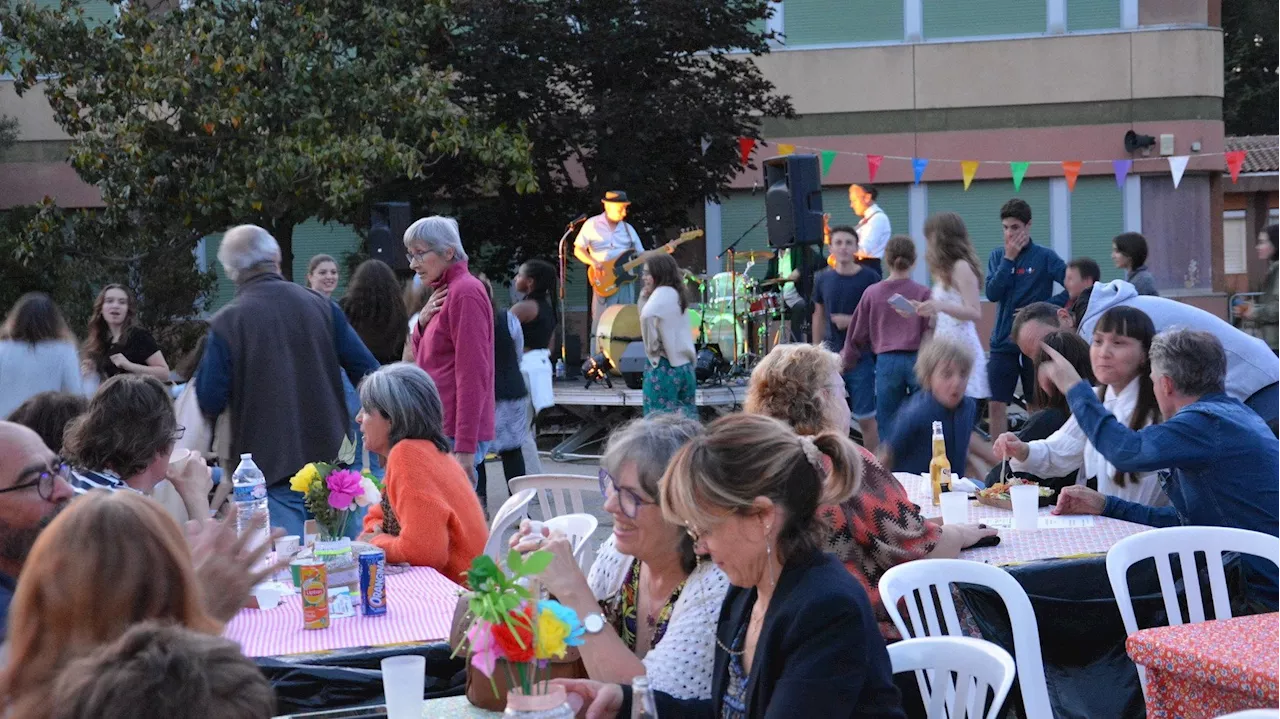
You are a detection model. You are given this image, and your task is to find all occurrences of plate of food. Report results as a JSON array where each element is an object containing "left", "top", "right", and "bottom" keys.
[{"left": 976, "top": 480, "right": 1055, "bottom": 510}]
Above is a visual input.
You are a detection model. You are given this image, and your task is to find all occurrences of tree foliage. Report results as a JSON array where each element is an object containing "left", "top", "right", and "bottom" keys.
[
  {"left": 0, "top": 0, "right": 538, "bottom": 279},
  {"left": 1222, "top": 0, "right": 1279, "bottom": 136},
  {"left": 442, "top": 0, "right": 793, "bottom": 276}
]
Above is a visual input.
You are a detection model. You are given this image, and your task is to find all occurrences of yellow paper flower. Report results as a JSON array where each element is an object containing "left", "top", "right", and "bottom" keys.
[
  {"left": 534, "top": 600, "right": 583, "bottom": 659},
  {"left": 289, "top": 464, "right": 321, "bottom": 494}
]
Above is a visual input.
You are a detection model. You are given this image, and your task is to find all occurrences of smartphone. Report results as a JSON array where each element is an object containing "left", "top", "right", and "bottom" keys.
[{"left": 887, "top": 293, "right": 916, "bottom": 315}]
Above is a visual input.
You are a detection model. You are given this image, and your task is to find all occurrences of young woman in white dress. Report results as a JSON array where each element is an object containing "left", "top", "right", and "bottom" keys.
[{"left": 915, "top": 212, "right": 991, "bottom": 400}]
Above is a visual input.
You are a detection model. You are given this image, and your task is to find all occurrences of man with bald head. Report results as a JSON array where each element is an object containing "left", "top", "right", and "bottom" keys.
[
  {"left": 196, "top": 225, "right": 378, "bottom": 538},
  {"left": 0, "top": 421, "right": 75, "bottom": 638}
]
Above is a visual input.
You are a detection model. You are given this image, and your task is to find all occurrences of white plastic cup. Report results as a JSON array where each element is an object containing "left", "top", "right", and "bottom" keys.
[
  {"left": 381, "top": 655, "right": 426, "bottom": 719},
  {"left": 252, "top": 584, "right": 281, "bottom": 610},
  {"left": 940, "top": 492, "right": 968, "bottom": 526},
  {"left": 274, "top": 535, "right": 301, "bottom": 558},
  {"left": 1010, "top": 485, "right": 1040, "bottom": 530}
]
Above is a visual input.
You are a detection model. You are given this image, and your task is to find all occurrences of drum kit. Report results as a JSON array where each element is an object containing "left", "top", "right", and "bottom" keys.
[{"left": 684, "top": 249, "right": 790, "bottom": 382}]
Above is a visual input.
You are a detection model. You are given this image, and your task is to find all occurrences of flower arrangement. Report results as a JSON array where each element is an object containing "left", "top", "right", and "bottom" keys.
[
  {"left": 289, "top": 462, "right": 382, "bottom": 540},
  {"left": 456, "top": 550, "right": 585, "bottom": 698}
]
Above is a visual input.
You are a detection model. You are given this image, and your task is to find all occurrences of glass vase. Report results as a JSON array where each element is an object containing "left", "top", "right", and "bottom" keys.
[{"left": 503, "top": 686, "right": 575, "bottom": 719}]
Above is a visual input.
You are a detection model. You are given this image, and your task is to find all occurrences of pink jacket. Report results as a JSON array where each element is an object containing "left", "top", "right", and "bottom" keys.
[{"left": 411, "top": 262, "right": 495, "bottom": 454}]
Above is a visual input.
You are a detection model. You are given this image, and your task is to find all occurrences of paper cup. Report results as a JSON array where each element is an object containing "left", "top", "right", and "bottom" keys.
[
  {"left": 167, "top": 448, "right": 192, "bottom": 474},
  {"left": 252, "top": 584, "right": 281, "bottom": 610},
  {"left": 940, "top": 491, "right": 968, "bottom": 526},
  {"left": 381, "top": 655, "right": 426, "bottom": 719},
  {"left": 275, "top": 535, "right": 301, "bottom": 558},
  {"left": 1010, "top": 485, "right": 1040, "bottom": 530}
]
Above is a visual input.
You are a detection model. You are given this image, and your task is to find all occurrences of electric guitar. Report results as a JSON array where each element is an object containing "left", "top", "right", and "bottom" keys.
[{"left": 587, "top": 229, "right": 704, "bottom": 298}]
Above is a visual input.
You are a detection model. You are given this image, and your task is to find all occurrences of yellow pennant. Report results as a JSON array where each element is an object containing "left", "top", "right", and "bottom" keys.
[
  {"left": 961, "top": 160, "right": 980, "bottom": 190},
  {"left": 778, "top": 144, "right": 795, "bottom": 156}
]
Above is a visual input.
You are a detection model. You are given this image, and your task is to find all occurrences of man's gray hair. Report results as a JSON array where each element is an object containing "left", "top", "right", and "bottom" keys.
[
  {"left": 358, "top": 363, "right": 449, "bottom": 452},
  {"left": 601, "top": 413, "right": 703, "bottom": 499},
  {"left": 403, "top": 216, "right": 468, "bottom": 263},
  {"left": 217, "top": 225, "right": 281, "bottom": 282},
  {"left": 1149, "top": 329, "right": 1227, "bottom": 397}
]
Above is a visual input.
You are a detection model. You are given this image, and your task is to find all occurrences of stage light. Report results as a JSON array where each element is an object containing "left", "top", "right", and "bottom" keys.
[
  {"left": 582, "top": 353, "right": 613, "bottom": 388},
  {"left": 695, "top": 346, "right": 726, "bottom": 382}
]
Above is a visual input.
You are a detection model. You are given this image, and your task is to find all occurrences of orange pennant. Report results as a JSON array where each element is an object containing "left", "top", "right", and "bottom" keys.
[
  {"left": 777, "top": 144, "right": 795, "bottom": 156},
  {"left": 1061, "top": 161, "right": 1082, "bottom": 192},
  {"left": 961, "top": 161, "right": 980, "bottom": 190}
]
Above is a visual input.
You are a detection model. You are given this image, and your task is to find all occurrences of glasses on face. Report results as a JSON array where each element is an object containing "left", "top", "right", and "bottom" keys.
[
  {"left": 171, "top": 425, "right": 186, "bottom": 441},
  {"left": 0, "top": 461, "right": 70, "bottom": 501},
  {"left": 406, "top": 249, "right": 433, "bottom": 265},
  {"left": 597, "top": 468, "right": 654, "bottom": 520}
]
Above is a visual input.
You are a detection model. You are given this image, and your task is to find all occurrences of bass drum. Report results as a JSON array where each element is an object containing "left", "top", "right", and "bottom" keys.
[
  {"left": 704, "top": 313, "right": 746, "bottom": 363},
  {"left": 688, "top": 307, "right": 703, "bottom": 343},
  {"left": 594, "top": 304, "right": 642, "bottom": 377}
]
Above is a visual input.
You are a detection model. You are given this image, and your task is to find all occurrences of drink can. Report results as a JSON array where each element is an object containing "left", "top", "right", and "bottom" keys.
[
  {"left": 359, "top": 549, "right": 388, "bottom": 616},
  {"left": 298, "top": 559, "right": 329, "bottom": 630}
]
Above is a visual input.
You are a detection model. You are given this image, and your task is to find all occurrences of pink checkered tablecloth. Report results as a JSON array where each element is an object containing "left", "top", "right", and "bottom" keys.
[
  {"left": 223, "top": 567, "right": 464, "bottom": 658},
  {"left": 894, "top": 473, "right": 1152, "bottom": 566},
  {"left": 1127, "top": 613, "right": 1280, "bottom": 719}
]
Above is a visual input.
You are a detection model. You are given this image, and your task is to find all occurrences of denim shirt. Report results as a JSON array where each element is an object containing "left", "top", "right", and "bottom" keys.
[{"left": 1066, "top": 383, "right": 1280, "bottom": 607}]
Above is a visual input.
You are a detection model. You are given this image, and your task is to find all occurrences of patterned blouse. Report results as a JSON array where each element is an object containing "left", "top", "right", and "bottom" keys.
[
  {"left": 600, "top": 557, "right": 685, "bottom": 652},
  {"left": 719, "top": 622, "right": 750, "bottom": 719}
]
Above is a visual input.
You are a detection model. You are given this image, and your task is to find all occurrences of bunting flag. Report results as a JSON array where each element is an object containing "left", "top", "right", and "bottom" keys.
[
  {"left": 961, "top": 160, "right": 980, "bottom": 190},
  {"left": 912, "top": 158, "right": 929, "bottom": 184},
  {"left": 1112, "top": 159, "right": 1132, "bottom": 188},
  {"left": 867, "top": 154, "right": 884, "bottom": 183},
  {"left": 1010, "top": 161, "right": 1029, "bottom": 192},
  {"left": 820, "top": 150, "right": 837, "bottom": 177},
  {"left": 777, "top": 143, "right": 795, "bottom": 156},
  {"left": 1225, "top": 150, "right": 1246, "bottom": 183},
  {"left": 700, "top": 137, "right": 711, "bottom": 156},
  {"left": 1061, "top": 161, "right": 1082, "bottom": 192},
  {"left": 1168, "top": 155, "right": 1190, "bottom": 189},
  {"left": 737, "top": 137, "right": 756, "bottom": 166}
]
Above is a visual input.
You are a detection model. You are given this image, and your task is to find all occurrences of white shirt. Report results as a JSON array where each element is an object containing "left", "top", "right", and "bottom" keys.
[
  {"left": 856, "top": 204, "right": 891, "bottom": 259},
  {"left": 588, "top": 535, "right": 729, "bottom": 700},
  {"left": 1012, "top": 377, "right": 1169, "bottom": 506},
  {"left": 574, "top": 214, "right": 644, "bottom": 263},
  {"left": 639, "top": 286, "right": 697, "bottom": 367}
]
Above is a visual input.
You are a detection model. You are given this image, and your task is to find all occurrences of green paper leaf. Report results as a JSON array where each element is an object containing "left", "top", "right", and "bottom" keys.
[
  {"left": 521, "top": 550, "right": 553, "bottom": 575},
  {"left": 506, "top": 548, "right": 523, "bottom": 574}
]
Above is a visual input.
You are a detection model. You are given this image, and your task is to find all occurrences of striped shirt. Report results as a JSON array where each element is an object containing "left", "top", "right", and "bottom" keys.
[{"left": 68, "top": 468, "right": 143, "bottom": 495}]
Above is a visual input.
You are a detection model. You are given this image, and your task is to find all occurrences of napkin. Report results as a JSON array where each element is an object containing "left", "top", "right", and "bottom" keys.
[{"left": 951, "top": 477, "right": 982, "bottom": 494}]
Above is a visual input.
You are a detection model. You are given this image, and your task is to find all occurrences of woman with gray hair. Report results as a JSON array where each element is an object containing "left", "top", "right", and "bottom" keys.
[
  {"left": 403, "top": 216, "right": 494, "bottom": 492},
  {"left": 510, "top": 414, "right": 729, "bottom": 700},
  {"left": 356, "top": 363, "right": 488, "bottom": 578}
]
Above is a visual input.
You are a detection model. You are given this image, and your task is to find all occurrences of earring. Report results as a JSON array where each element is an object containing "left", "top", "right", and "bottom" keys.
[{"left": 765, "top": 526, "right": 777, "bottom": 588}]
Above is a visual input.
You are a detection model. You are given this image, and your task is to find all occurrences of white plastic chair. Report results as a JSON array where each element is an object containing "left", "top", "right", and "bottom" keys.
[
  {"left": 1216, "top": 711, "right": 1280, "bottom": 719},
  {"left": 507, "top": 474, "right": 599, "bottom": 521},
  {"left": 544, "top": 513, "right": 600, "bottom": 571},
  {"left": 888, "top": 636, "right": 1017, "bottom": 719},
  {"left": 879, "top": 559, "right": 1053, "bottom": 719},
  {"left": 482, "top": 489, "right": 536, "bottom": 560}
]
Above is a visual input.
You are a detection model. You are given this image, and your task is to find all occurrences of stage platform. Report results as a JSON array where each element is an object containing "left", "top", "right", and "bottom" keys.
[{"left": 546, "top": 379, "right": 746, "bottom": 460}]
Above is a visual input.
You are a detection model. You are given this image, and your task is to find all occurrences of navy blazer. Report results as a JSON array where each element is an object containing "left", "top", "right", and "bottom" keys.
[{"left": 621, "top": 550, "right": 904, "bottom": 718}]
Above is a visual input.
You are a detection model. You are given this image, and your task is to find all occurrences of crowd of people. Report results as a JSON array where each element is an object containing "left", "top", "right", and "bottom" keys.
[{"left": 0, "top": 197, "right": 1274, "bottom": 717}]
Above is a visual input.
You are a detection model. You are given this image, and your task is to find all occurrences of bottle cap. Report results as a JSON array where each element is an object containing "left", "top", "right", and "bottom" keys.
[{"left": 241, "top": 453, "right": 252, "bottom": 459}]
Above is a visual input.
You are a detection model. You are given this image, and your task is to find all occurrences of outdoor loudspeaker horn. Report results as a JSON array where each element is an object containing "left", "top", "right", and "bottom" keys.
[
  {"left": 1124, "top": 130, "right": 1156, "bottom": 154},
  {"left": 369, "top": 201, "right": 413, "bottom": 271},
  {"left": 764, "top": 154, "right": 824, "bottom": 248}
]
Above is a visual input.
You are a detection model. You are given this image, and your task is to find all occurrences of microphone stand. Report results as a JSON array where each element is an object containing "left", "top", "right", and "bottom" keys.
[{"left": 556, "top": 221, "right": 582, "bottom": 375}]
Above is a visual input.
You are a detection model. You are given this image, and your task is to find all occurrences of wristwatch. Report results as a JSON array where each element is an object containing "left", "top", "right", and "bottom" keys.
[{"left": 582, "top": 612, "right": 606, "bottom": 635}]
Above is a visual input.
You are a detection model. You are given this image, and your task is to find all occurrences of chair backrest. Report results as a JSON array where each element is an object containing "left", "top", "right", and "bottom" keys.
[
  {"left": 879, "top": 559, "right": 1053, "bottom": 719},
  {"left": 1215, "top": 711, "right": 1280, "bottom": 719},
  {"left": 483, "top": 489, "right": 536, "bottom": 560},
  {"left": 888, "top": 637, "right": 1017, "bottom": 719},
  {"left": 544, "top": 513, "right": 600, "bottom": 571},
  {"left": 507, "top": 474, "right": 598, "bottom": 521},
  {"left": 1106, "top": 526, "right": 1280, "bottom": 634}
]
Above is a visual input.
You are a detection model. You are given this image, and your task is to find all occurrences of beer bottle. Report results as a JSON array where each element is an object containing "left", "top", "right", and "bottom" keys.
[
  {"left": 631, "top": 675, "right": 659, "bottom": 719},
  {"left": 929, "top": 421, "right": 950, "bottom": 506}
]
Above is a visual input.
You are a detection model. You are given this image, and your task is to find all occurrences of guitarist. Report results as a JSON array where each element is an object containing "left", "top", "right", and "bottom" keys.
[{"left": 574, "top": 190, "right": 645, "bottom": 353}]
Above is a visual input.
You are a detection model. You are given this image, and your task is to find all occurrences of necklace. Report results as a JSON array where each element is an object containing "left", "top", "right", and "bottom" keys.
[{"left": 716, "top": 605, "right": 766, "bottom": 657}]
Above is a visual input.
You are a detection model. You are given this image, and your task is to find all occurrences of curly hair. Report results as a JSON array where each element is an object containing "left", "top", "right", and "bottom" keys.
[
  {"left": 924, "top": 212, "right": 984, "bottom": 290},
  {"left": 62, "top": 375, "right": 176, "bottom": 479},
  {"left": 340, "top": 259, "right": 408, "bottom": 364},
  {"left": 745, "top": 344, "right": 843, "bottom": 436}
]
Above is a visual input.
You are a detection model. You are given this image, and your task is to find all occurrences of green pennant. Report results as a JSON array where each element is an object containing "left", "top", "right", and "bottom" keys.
[
  {"left": 820, "top": 150, "right": 837, "bottom": 176},
  {"left": 1010, "top": 161, "right": 1030, "bottom": 191}
]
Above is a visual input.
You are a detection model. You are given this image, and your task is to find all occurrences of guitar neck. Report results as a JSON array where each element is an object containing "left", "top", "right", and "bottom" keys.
[{"left": 622, "top": 248, "right": 673, "bottom": 272}]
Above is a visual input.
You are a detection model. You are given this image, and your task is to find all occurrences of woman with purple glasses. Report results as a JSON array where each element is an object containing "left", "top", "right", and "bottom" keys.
[{"left": 509, "top": 414, "right": 727, "bottom": 700}]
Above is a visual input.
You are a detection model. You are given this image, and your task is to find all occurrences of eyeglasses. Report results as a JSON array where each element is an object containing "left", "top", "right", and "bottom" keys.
[
  {"left": 406, "top": 249, "right": 433, "bottom": 265},
  {"left": 597, "top": 468, "right": 654, "bottom": 520},
  {"left": 171, "top": 425, "right": 186, "bottom": 441},
  {"left": 0, "top": 461, "right": 70, "bottom": 501}
]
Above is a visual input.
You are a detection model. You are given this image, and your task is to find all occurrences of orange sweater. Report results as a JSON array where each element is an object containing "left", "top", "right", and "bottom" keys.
[{"left": 362, "top": 439, "right": 488, "bottom": 583}]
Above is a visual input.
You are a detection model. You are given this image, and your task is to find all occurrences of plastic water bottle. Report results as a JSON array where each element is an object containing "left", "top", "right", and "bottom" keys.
[
  {"left": 554, "top": 358, "right": 566, "bottom": 380},
  {"left": 232, "top": 454, "right": 271, "bottom": 557}
]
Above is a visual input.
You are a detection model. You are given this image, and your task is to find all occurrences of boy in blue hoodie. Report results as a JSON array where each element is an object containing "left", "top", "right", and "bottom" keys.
[{"left": 984, "top": 199, "right": 1065, "bottom": 438}]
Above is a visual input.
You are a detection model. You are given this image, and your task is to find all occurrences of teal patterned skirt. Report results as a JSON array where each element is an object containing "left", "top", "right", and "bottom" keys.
[{"left": 642, "top": 357, "right": 697, "bottom": 419}]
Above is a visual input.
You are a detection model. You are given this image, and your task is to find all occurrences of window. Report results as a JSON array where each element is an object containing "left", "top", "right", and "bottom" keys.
[{"left": 1223, "top": 210, "right": 1247, "bottom": 275}]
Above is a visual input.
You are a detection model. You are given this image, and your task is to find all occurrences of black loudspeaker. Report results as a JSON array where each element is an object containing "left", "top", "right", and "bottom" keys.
[
  {"left": 562, "top": 334, "right": 582, "bottom": 380},
  {"left": 369, "top": 201, "right": 413, "bottom": 271},
  {"left": 764, "top": 154, "right": 824, "bottom": 248}
]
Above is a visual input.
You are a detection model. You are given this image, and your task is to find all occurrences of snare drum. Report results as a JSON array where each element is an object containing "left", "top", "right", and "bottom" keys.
[
  {"left": 748, "top": 292, "right": 781, "bottom": 319},
  {"left": 708, "top": 272, "right": 750, "bottom": 314}
]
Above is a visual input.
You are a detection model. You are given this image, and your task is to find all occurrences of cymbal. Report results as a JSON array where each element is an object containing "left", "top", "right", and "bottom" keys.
[{"left": 731, "top": 250, "right": 776, "bottom": 261}]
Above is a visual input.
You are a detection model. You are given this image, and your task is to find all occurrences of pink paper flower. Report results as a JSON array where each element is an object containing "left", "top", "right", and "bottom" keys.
[
  {"left": 326, "top": 469, "right": 363, "bottom": 510},
  {"left": 466, "top": 620, "right": 499, "bottom": 677}
]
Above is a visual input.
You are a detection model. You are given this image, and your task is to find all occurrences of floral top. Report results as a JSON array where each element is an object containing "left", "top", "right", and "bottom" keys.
[{"left": 587, "top": 534, "right": 729, "bottom": 700}]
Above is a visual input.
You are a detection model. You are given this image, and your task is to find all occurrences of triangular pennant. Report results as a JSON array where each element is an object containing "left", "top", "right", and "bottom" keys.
[
  {"left": 1168, "top": 155, "right": 1189, "bottom": 189},
  {"left": 1010, "top": 162, "right": 1029, "bottom": 192},
  {"left": 912, "top": 158, "right": 929, "bottom": 185},
  {"left": 777, "top": 143, "right": 795, "bottom": 156},
  {"left": 700, "top": 137, "right": 711, "bottom": 156},
  {"left": 1225, "top": 150, "right": 1246, "bottom": 183},
  {"left": 961, "top": 160, "right": 980, "bottom": 190},
  {"left": 820, "top": 150, "right": 837, "bottom": 177},
  {"left": 1113, "top": 159, "right": 1132, "bottom": 188},
  {"left": 1061, "top": 160, "right": 1082, "bottom": 192},
  {"left": 866, "top": 155, "right": 883, "bottom": 183},
  {"left": 737, "top": 137, "right": 756, "bottom": 166}
]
